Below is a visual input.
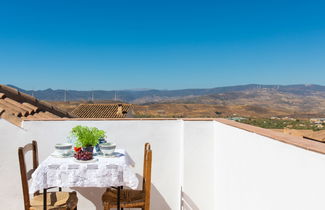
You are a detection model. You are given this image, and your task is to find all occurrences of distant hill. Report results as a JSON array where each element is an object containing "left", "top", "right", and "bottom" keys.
[
  {"left": 16, "top": 83, "right": 323, "bottom": 118},
  {"left": 7, "top": 84, "right": 325, "bottom": 105},
  {"left": 154, "top": 87, "right": 325, "bottom": 118}
]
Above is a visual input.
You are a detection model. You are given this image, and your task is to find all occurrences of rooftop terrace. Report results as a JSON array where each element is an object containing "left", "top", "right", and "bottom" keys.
[{"left": 1, "top": 117, "right": 325, "bottom": 210}]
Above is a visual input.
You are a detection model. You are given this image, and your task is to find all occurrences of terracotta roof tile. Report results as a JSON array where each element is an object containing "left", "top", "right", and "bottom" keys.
[
  {"left": 4, "top": 98, "right": 33, "bottom": 115},
  {"left": 0, "top": 100, "right": 23, "bottom": 116},
  {"left": 0, "top": 107, "right": 4, "bottom": 115},
  {"left": 0, "top": 111, "right": 21, "bottom": 126},
  {"left": 71, "top": 104, "right": 133, "bottom": 118},
  {"left": 0, "top": 84, "right": 74, "bottom": 126},
  {"left": 22, "top": 111, "right": 60, "bottom": 120},
  {"left": 22, "top": 102, "right": 39, "bottom": 112}
]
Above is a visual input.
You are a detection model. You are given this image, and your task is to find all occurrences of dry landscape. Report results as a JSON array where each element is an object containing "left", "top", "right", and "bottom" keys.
[
  {"left": 49, "top": 87, "right": 325, "bottom": 142},
  {"left": 50, "top": 87, "right": 325, "bottom": 119},
  {"left": 50, "top": 101, "right": 296, "bottom": 118}
]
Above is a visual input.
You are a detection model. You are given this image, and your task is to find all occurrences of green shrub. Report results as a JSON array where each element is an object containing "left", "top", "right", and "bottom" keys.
[{"left": 70, "top": 125, "right": 106, "bottom": 148}]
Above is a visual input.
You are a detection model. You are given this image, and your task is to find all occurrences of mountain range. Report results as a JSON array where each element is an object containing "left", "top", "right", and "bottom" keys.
[
  {"left": 8, "top": 84, "right": 325, "bottom": 118},
  {"left": 8, "top": 84, "right": 325, "bottom": 105}
]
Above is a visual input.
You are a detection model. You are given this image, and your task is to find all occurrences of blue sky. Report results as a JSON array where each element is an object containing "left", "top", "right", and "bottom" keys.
[{"left": 0, "top": 0, "right": 325, "bottom": 90}]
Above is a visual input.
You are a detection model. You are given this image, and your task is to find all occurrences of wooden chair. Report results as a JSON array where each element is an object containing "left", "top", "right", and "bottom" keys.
[
  {"left": 102, "top": 143, "right": 152, "bottom": 210},
  {"left": 18, "top": 140, "right": 78, "bottom": 210}
]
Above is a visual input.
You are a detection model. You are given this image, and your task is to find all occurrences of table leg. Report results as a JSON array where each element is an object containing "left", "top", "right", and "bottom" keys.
[
  {"left": 117, "top": 186, "right": 121, "bottom": 210},
  {"left": 121, "top": 186, "right": 123, "bottom": 210},
  {"left": 43, "top": 188, "right": 47, "bottom": 210}
]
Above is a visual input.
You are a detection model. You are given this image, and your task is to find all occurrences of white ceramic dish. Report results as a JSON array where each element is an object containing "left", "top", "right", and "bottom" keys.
[
  {"left": 51, "top": 150, "right": 74, "bottom": 158},
  {"left": 99, "top": 143, "right": 116, "bottom": 156},
  {"left": 55, "top": 143, "right": 73, "bottom": 155}
]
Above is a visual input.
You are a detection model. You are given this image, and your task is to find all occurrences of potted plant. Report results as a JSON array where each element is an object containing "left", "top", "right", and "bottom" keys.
[{"left": 70, "top": 125, "right": 106, "bottom": 160}]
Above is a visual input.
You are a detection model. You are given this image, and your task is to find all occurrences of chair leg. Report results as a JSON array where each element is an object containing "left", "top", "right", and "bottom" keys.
[{"left": 144, "top": 204, "right": 149, "bottom": 210}]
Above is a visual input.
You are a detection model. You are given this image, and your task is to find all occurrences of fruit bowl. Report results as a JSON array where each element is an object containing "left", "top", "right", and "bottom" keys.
[{"left": 74, "top": 149, "right": 93, "bottom": 161}]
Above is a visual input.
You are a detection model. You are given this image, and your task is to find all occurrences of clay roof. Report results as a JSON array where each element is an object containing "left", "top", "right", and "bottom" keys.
[
  {"left": 71, "top": 104, "right": 133, "bottom": 118},
  {"left": 0, "top": 85, "right": 73, "bottom": 126}
]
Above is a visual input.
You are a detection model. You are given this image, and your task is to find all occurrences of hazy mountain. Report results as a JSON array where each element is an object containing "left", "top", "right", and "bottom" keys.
[
  {"left": 10, "top": 83, "right": 324, "bottom": 118},
  {"left": 7, "top": 84, "right": 325, "bottom": 105}
]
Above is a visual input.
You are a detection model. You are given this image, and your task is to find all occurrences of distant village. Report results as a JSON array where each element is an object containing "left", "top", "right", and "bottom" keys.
[{"left": 229, "top": 116, "right": 325, "bottom": 142}]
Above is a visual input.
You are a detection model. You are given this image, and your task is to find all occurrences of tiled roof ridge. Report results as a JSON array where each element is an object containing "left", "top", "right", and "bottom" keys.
[
  {"left": 0, "top": 84, "right": 75, "bottom": 118},
  {"left": 77, "top": 103, "right": 132, "bottom": 106},
  {"left": 71, "top": 103, "right": 133, "bottom": 118},
  {"left": 71, "top": 103, "right": 132, "bottom": 111}
]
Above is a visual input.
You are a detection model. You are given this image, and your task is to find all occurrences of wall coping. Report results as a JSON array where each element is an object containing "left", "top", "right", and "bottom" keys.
[{"left": 215, "top": 118, "right": 325, "bottom": 155}]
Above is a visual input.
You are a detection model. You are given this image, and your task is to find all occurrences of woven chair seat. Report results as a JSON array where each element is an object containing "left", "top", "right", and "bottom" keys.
[
  {"left": 29, "top": 191, "right": 78, "bottom": 210},
  {"left": 102, "top": 188, "right": 145, "bottom": 208},
  {"left": 102, "top": 143, "right": 152, "bottom": 210}
]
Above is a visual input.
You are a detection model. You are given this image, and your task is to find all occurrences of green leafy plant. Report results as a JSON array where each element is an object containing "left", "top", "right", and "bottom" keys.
[{"left": 70, "top": 125, "right": 106, "bottom": 148}]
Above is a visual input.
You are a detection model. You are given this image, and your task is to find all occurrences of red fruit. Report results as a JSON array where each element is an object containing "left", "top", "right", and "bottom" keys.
[{"left": 74, "top": 147, "right": 81, "bottom": 152}]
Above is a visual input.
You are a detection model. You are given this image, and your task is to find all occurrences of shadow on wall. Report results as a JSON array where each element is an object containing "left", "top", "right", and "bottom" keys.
[
  {"left": 182, "top": 191, "right": 200, "bottom": 210},
  {"left": 72, "top": 174, "right": 171, "bottom": 210}
]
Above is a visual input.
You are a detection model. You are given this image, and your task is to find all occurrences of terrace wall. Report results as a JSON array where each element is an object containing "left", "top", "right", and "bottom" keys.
[
  {"left": 214, "top": 121, "right": 325, "bottom": 210},
  {"left": 0, "top": 119, "right": 29, "bottom": 210},
  {"left": 1, "top": 119, "right": 325, "bottom": 210},
  {"left": 23, "top": 120, "right": 183, "bottom": 210}
]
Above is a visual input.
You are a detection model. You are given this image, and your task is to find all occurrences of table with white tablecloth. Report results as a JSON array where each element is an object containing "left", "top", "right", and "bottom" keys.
[{"left": 30, "top": 148, "right": 139, "bottom": 210}]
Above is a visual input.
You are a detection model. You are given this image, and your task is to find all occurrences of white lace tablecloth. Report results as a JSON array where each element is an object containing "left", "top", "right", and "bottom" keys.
[{"left": 30, "top": 149, "right": 139, "bottom": 194}]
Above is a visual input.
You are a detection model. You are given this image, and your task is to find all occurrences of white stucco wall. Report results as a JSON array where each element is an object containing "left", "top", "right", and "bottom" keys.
[
  {"left": 182, "top": 121, "right": 216, "bottom": 210},
  {"left": 0, "top": 119, "right": 30, "bottom": 210},
  {"left": 23, "top": 120, "right": 183, "bottom": 210},
  {"left": 1, "top": 119, "right": 325, "bottom": 210},
  {"left": 214, "top": 121, "right": 325, "bottom": 210}
]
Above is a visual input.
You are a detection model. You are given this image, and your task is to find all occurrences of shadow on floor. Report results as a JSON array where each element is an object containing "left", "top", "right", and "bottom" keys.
[
  {"left": 72, "top": 187, "right": 106, "bottom": 210},
  {"left": 182, "top": 191, "right": 200, "bottom": 210},
  {"left": 72, "top": 174, "right": 171, "bottom": 210},
  {"left": 136, "top": 174, "right": 171, "bottom": 210}
]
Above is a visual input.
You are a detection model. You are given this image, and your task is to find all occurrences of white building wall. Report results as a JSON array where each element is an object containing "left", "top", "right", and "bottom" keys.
[
  {"left": 214, "top": 121, "right": 325, "bottom": 210},
  {"left": 182, "top": 121, "right": 216, "bottom": 210},
  {"left": 23, "top": 120, "right": 183, "bottom": 210},
  {"left": 0, "top": 119, "right": 30, "bottom": 210},
  {"left": 1, "top": 119, "right": 325, "bottom": 210}
]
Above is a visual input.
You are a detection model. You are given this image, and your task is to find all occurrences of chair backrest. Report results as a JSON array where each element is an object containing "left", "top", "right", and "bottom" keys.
[
  {"left": 18, "top": 140, "right": 39, "bottom": 210},
  {"left": 143, "top": 143, "right": 152, "bottom": 209}
]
